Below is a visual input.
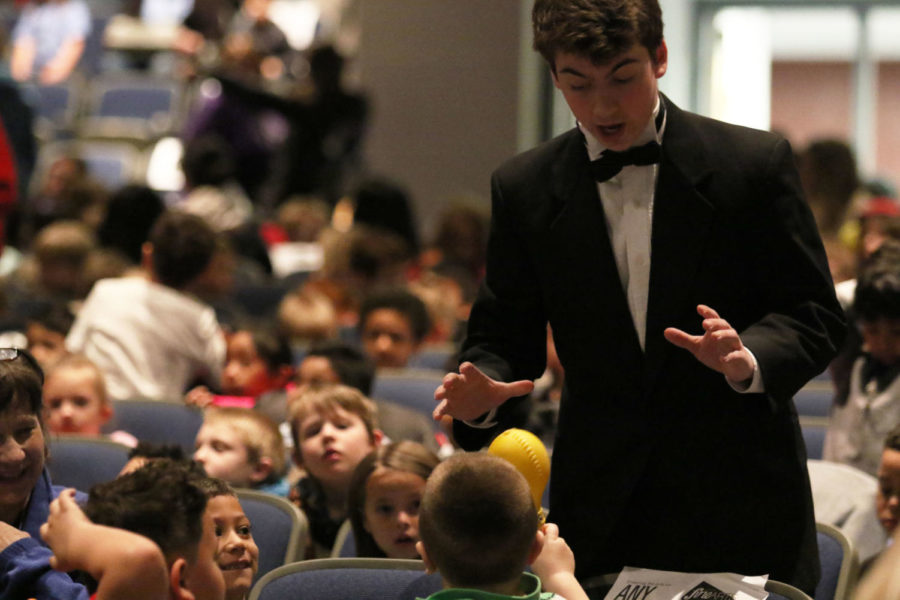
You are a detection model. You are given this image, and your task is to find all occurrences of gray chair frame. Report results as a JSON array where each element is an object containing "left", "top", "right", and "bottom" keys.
[
  {"left": 248, "top": 557, "right": 437, "bottom": 600},
  {"left": 816, "top": 521, "right": 859, "bottom": 600},
  {"left": 236, "top": 489, "right": 309, "bottom": 584}
]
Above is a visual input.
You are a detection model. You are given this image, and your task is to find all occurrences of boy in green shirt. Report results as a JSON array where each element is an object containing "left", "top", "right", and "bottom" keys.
[{"left": 416, "top": 453, "right": 588, "bottom": 600}]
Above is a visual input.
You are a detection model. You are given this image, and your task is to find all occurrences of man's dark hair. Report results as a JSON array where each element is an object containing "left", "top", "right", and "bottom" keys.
[
  {"left": 148, "top": 210, "right": 218, "bottom": 289},
  {"left": 532, "top": 0, "right": 664, "bottom": 68},
  {"left": 358, "top": 288, "right": 431, "bottom": 344},
  {"left": 307, "top": 340, "right": 376, "bottom": 395},
  {"left": 86, "top": 459, "right": 208, "bottom": 564},
  {"left": 855, "top": 240, "right": 900, "bottom": 322}
]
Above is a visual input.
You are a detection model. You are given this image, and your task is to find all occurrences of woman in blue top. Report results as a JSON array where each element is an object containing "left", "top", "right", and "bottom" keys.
[{"left": 0, "top": 348, "right": 89, "bottom": 600}]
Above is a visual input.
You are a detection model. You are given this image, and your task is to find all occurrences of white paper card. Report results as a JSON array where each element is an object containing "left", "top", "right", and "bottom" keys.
[{"left": 602, "top": 567, "right": 769, "bottom": 600}]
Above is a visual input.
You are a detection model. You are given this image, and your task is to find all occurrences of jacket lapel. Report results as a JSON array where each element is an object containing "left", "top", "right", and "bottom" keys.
[
  {"left": 548, "top": 130, "right": 644, "bottom": 361},
  {"left": 643, "top": 100, "right": 716, "bottom": 395}
]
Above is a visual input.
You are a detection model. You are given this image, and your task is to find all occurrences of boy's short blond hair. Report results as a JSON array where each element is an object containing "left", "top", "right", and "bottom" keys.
[
  {"left": 46, "top": 353, "right": 109, "bottom": 405},
  {"left": 203, "top": 407, "right": 287, "bottom": 479},
  {"left": 419, "top": 453, "right": 538, "bottom": 588},
  {"left": 287, "top": 383, "right": 378, "bottom": 450}
]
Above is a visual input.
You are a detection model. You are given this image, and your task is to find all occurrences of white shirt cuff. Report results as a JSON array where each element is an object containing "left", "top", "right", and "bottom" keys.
[
  {"left": 727, "top": 348, "right": 764, "bottom": 393},
  {"left": 463, "top": 408, "right": 499, "bottom": 429}
]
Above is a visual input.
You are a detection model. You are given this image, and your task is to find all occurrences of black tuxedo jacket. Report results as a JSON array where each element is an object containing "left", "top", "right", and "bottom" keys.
[{"left": 455, "top": 98, "right": 846, "bottom": 593}]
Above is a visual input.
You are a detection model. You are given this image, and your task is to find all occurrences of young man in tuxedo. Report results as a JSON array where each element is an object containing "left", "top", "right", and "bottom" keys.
[{"left": 434, "top": 0, "right": 846, "bottom": 593}]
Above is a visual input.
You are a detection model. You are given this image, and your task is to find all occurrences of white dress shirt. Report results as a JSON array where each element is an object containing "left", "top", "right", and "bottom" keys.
[
  {"left": 579, "top": 99, "right": 763, "bottom": 393},
  {"left": 579, "top": 100, "right": 663, "bottom": 350}
]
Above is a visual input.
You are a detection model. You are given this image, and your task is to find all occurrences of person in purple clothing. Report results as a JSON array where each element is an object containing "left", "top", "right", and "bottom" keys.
[{"left": 0, "top": 347, "right": 90, "bottom": 600}]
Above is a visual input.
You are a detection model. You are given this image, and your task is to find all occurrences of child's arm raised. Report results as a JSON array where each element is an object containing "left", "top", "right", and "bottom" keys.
[
  {"left": 531, "top": 523, "right": 590, "bottom": 600},
  {"left": 40, "top": 489, "right": 169, "bottom": 600}
]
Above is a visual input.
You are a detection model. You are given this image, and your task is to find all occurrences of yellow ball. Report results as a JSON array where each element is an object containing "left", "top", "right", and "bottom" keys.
[{"left": 488, "top": 428, "right": 550, "bottom": 521}]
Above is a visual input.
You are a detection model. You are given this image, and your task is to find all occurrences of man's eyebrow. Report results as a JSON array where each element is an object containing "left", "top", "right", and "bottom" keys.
[
  {"left": 610, "top": 57, "right": 639, "bottom": 73},
  {"left": 558, "top": 66, "right": 587, "bottom": 78},
  {"left": 558, "top": 57, "right": 639, "bottom": 78}
]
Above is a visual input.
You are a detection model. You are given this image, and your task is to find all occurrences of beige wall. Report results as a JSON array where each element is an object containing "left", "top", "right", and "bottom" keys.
[
  {"left": 771, "top": 60, "right": 900, "bottom": 193},
  {"left": 356, "top": 0, "right": 524, "bottom": 240}
]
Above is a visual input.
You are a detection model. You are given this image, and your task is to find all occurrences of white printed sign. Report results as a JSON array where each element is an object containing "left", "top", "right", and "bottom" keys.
[{"left": 602, "top": 567, "right": 769, "bottom": 600}]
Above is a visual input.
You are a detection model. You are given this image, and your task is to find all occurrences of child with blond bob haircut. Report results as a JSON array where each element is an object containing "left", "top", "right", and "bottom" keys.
[
  {"left": 43, "top": 353, "right": 137, "bottom": 447},
  {"left": 287, "top": 383, "right": 383, "bottom": 557},
  {"left": 194, "top": 406, "right": 289, "bottom": 496}
]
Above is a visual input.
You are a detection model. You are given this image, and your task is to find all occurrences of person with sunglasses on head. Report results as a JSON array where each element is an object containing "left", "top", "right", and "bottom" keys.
[{"left": 0, "top": 347, "right": 95, "bottom": 599}]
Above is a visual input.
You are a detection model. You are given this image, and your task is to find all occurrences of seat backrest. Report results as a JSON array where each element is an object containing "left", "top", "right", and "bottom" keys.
[
  {"left": 331, "top": 519, "right": 357, "bottom": 558},
  {"left": 815, "top": 522, "right": 859, "bottom": 600},
  {"left": 248, "top": 558, "right": 442, "bottom": 600},
  {"left": 106, "top": 398, "right": 204, "bottom": 453},
  {"left": 371, "top": 369, "right": 446, "bottom": 420},
  {"left": 793, "top": 384, "right": 834, "bottom": 418},
  {"left": 46, "top": 435, "right": 131, "bottom": 492},
  {"left": 236, "top": 489, "right": 308, "bottom": 585},
  {"left": 407, "top": 344, "right": 455, "bottom": 371},
  {"left": 801, "top": 419, "right": 828, "bottom": 460},
  {"left": 82, "top": 76, "right": 183, "bottom": 139}
]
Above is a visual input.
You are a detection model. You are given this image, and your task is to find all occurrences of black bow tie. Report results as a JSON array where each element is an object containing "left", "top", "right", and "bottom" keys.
[{"left": 590, "top": 141, "right": 661, "bottom": 182}]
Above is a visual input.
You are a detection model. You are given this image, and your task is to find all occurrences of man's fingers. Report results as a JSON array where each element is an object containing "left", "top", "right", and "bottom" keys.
[
  {"left": 503, "top": 379, "right": 535, "bottom": 397},
  {"left": 697, "top": 304, "right": 720, "bottom": 319},
  {"left": 702, "top": 318, "right": 730, "bottom": 332},
  {"left": 664, "top": 327, "right": 698, "bottom": 350},
  {"left": 458, "top": 361, "right": 482, "bottom": 380}
]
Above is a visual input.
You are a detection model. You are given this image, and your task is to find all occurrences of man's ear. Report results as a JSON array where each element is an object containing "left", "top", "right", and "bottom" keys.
[
  {"left": 525, "top": 530, "right": 545, "bottom": 566},
  {"left": 417, "top": 541, "right": 436, "bottom": 574},
  {"left": 653, "top": 39, "right": 668, "bottom": 78},
  {"left": 249, "top": 456, "right": 274, "bottom": 484},
  {"left": 169, "top": 558, "right": 195, "bottom": 600}
]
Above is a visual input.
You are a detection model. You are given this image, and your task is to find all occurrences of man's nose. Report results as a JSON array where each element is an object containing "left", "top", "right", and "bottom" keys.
[{"left": 591, "top": 93, "right": 618, "bottom": 120}]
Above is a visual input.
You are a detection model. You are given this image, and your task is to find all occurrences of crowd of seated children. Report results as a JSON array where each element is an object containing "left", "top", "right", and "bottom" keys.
[
  {"left": 193, "top": 476, "right": 259, "bottom": 600},
  {"left": 194, "top": 406, "right": 289, "bottom": 496},
  {"left": 85, "top": 458, "right": 226, "bottom": 600},
  {"left": 347, "top": 440, "right": 439, "bottom": 559},
  {"left": 42, "top": 352, "right": 138, "bottom": 446},
  {"left": 358, "top": 287, "right": 431, "bottom": 369},
  {"left": 187, "top": 324, "right": 294, "bottom": 409},
  {"left": 40, "top": 488, "right": 169, "bottom": 600},
  {"left": 65, "top": 210, "right": 226, "bottom": 401},
  {"left": 825, "top": 240, "right": 900, "bottom": 475},
  {"left": 287, "top": 383, "right": 382, "bottom": 557},
  {"left": 417, "top": 452, "right": 588, "bottom": 600},
  {"left": 25, "top": 301, "right": 73, "bottom": 370},
  {"left": 0, "top": 348, "right": 91, "bottom": 598},
  {"left": 298, "top": 341, "right": 440, "bottom": 451}
]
